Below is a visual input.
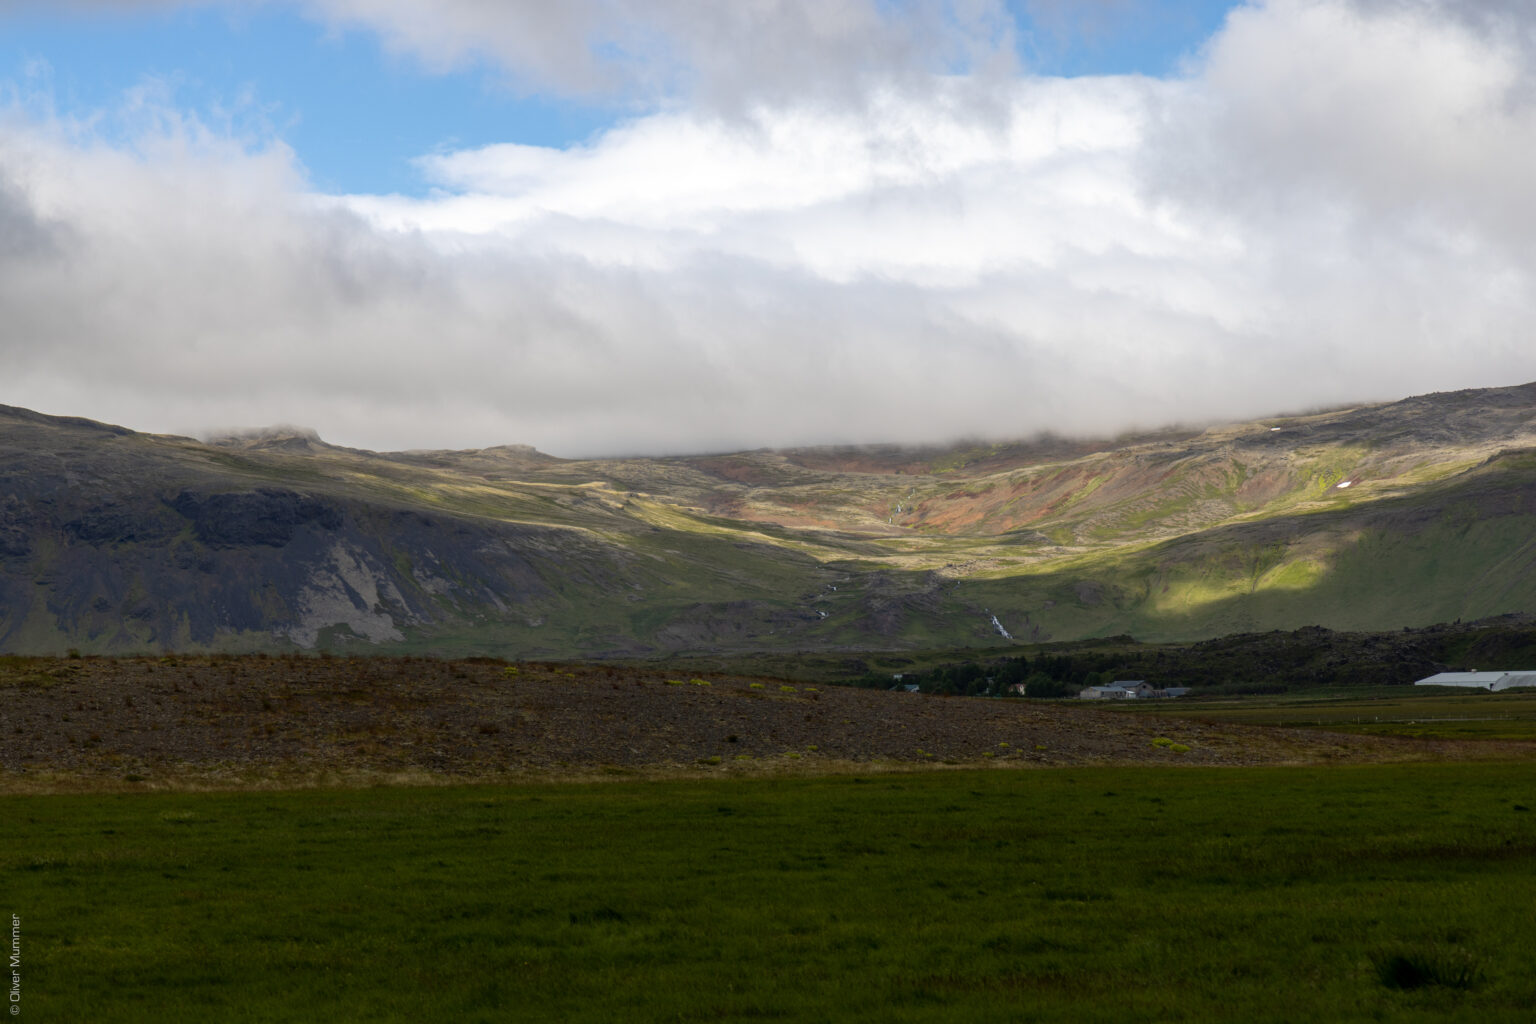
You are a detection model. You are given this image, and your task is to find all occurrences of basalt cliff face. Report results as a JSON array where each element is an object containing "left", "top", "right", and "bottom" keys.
[{"left": 2, "top": 382, "right": 1535, "bottom": 656}]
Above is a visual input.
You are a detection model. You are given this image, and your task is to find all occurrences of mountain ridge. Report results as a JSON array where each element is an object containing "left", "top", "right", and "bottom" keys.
[{"left": 2, "top": 382, "right": 1534, "bottom": 656}]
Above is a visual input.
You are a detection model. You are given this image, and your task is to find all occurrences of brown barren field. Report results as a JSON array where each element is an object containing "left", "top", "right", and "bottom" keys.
[{"left": 1, "top": 655, "right": 1527, "bottom": 791}]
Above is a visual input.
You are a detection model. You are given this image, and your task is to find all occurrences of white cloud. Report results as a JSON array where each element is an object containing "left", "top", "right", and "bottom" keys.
[
  {"left": 1154, "top": 0, "right": 1536, "bottom": 234},
  {"left": 351, "top": 77, "right": 1165, "bottom": 281},
  {"left": 1140, "top": 0, "right": 1536, "bottom": 399},
  {"left": 1, "top": 0, "right": 1534, "bottom": 455},
  {"left": 302, "top": 0, "right": 1019, "bottom": 114}
]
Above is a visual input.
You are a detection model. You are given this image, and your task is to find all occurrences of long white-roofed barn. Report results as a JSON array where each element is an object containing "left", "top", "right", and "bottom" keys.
[{"left": 1415, "top": 671, "right": 1536, "bottom": 691}]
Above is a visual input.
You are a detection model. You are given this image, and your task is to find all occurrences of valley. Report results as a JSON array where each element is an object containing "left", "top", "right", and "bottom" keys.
[{"left": 2, "top": 381, "right": 1534, "bottom": 657}]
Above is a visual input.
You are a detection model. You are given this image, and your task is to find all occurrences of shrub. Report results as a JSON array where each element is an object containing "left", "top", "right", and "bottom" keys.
[
  {"left": 665, "top": 679, "right": 685, "bottom": 686},
  {"left": 1152, "top": 737, "right": 1174, "bottom": 748},
  {"left": 1170, "top": 744, "right": 1191, "bottom": 754},
  {"left": 1372, "top": 949, "right": 1482, "bottom": 991},
  {"left": 689, "top": 678, "right": 711, "bottom": 686}
]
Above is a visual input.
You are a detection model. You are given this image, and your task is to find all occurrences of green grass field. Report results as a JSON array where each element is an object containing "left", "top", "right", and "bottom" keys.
[
  {"left": 1122, "top": 689, "right": 1536, "bottom": 741},
  {"left": 7, "top": 763, "right": 1536, "bottom": 1022}
]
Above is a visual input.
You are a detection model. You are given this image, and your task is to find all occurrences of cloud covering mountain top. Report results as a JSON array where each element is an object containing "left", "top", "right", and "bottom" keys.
[{"left": 1, "top": 0, "right": 1533, "bottom": 455}]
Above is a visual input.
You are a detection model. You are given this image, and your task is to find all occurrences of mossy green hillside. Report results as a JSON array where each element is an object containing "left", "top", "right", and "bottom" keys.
[{"left": 4, "top": 384, "right": 1536, "bottom": 657}]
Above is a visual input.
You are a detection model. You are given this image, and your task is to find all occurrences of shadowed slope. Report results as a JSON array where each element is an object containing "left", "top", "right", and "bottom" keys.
[{"left": 1, "top": 383, "right": 1533, "bottom": 655}]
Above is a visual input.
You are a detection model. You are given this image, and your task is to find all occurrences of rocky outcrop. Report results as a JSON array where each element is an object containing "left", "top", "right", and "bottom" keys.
[
  {"left": 0, "top": 406, "right": 590, "bottom": 651},
  {"left": 171, "top": 489, "right": 343, "bottom": 548}
]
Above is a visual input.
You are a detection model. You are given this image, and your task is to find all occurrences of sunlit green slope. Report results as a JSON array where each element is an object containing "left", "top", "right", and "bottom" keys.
[{"left": 1, "top": 382, "right": 1533, "bottom": 655}]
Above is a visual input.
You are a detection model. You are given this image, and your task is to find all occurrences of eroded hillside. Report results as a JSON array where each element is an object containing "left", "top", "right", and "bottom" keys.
[{"left": 1, "top": 383, "right": 1534, "bottom": 655}]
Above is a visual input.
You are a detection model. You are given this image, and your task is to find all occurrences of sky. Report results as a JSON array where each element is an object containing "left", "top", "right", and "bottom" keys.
[{"left": 1, "top": 0, "right": 1533, "bottom": 457}]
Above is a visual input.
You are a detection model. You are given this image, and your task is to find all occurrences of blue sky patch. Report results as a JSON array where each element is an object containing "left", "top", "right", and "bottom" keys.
[{"left": 2, "top": 1, "right": 1243, "bottom": 196}]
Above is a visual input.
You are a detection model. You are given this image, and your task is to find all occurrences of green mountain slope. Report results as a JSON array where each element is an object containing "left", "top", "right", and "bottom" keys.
[{"left": 2, "top": 382, "right": 1534, "bottom": 656}]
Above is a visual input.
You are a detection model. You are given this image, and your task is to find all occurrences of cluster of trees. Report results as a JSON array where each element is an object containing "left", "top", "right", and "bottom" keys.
[
  {"left": 846, "top": 652, "right": 1130, "bottom": 698},
  {"left": 838, "top": 619, "right": 1536, "bottom": 697}
]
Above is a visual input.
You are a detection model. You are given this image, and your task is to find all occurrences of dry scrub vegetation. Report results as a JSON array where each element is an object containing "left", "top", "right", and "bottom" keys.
[{"left": 0, "top": 654, "right": 1487, "bottom": 791}]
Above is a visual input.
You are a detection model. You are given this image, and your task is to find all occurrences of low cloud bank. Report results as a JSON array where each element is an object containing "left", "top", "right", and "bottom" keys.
[{"left": 1, "top": 0, "right": 1533, "bottom": 455}]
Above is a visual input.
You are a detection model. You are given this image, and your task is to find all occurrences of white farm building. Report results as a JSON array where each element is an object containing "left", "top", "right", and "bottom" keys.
[
  {"left": 1078, "top": 681, "right": 1190, "bottom": 700},
  {"left": 1414, "top": 671, "right": 1536, "bottom": 691},
  {"left": 1080, "top": 680, "right": 1154, "bottom": 700}
]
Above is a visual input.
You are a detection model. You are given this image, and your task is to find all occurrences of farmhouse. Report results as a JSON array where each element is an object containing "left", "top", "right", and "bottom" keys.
[
  {"left": 1078, "top": 681, "right": 1190, "bottom": 700},
  {"left": 1079, "top": 680, "right": 1154, "bottom": 700},
  {"left": 1414, "top": 671, "right": 1536, "bottom": 691}
]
